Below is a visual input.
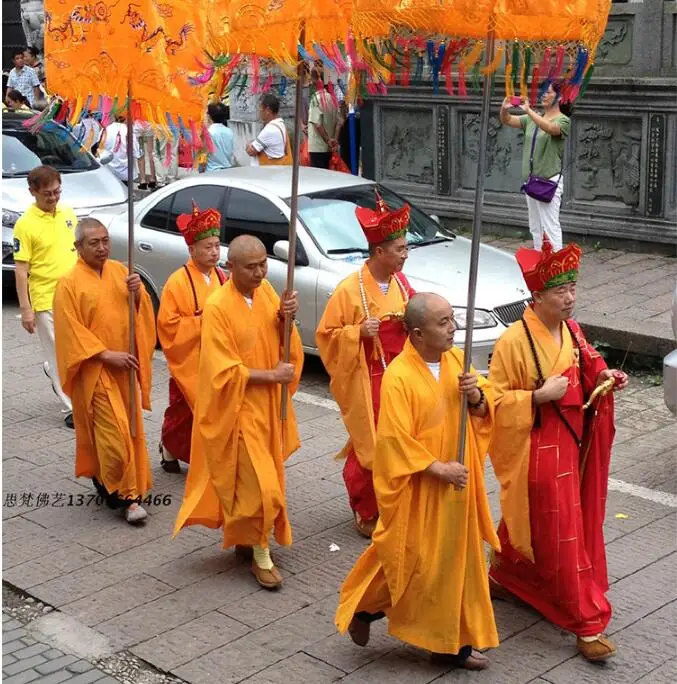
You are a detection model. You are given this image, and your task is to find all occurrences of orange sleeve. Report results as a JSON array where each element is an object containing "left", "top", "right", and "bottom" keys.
[
  {"left": 488, "top": 333, "right": 535, "bottom": 561},
  {"left": 53, "top": 276, "right": 107, "bottom": 398},
  {"left": 157, "top": 271, "right": 202, "bottom": 409},
  {"left": 316, "top": 284, "right": 375, "bottom": 468}
]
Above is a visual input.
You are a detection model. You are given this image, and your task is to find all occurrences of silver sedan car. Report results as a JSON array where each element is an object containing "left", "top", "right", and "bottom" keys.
[{"left": 97, "top": 167, "right": 532, "bottom": 373}]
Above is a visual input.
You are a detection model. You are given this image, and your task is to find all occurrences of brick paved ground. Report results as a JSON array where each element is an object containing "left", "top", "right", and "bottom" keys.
[
  {"left": 2, "top": 612, "right": 120, "bottom": 684},
  {"left": 2, "top": 238, "right": 676, "bottom": 683}
]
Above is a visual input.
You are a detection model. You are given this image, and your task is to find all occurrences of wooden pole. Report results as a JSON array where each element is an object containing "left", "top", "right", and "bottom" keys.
[
  {"left": 455, "top": 31, "right": 495, "bottom": 465},
  {"left": 126, "top": 80, "right": 137, "bottom": 437},
  {"left": 280, "top": 23, "right": 306, "bottom": 421}
]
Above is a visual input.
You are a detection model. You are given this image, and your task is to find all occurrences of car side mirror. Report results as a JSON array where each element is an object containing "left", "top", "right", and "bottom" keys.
[
  {"left": 273, "top": 240, "right": 290, "bottom": 262},
  {"left": 273, "top": 240, "right": 310, "bottom": 267},
  {"left": 99, "top": 150, "right": 113, "bottom": 166},
  {"left": 430, "top": 214, "right": 440, "bottom": 225}
]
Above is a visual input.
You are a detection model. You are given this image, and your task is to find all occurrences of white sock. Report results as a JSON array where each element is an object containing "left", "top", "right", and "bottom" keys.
[
  {"left": 253, "top": 545, "right": 273, "bottom": 570},
  {"left": 580, "top": 634, "right": 601, "bottom": 643},
  {"left": 160, "top": 443, "right": 177, "bottom": 461}
]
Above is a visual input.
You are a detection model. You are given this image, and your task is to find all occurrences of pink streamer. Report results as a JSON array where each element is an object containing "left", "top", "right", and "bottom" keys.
[
  {"left": 190, "top": 120, "right": 202, "bottom": 151},
  {"left": 326, "top": 82, "right": 339, "bottom": 108},
  {"left": 202, "top": 124, "right": 215, "bottom": 154}
]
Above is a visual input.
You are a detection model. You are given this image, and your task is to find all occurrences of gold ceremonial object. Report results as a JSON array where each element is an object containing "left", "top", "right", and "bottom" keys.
[
  {"left": 582, "top": 378, "right": 615, "bottom": 411},
  {"left": 379, "top": 312, "right": 405, "bottom": 322}
]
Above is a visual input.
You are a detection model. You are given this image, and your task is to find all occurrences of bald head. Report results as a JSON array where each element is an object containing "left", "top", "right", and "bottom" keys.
[
  {"left": 226, "top": 234, "right": 268, "bottom": 296},
  {"left": 227, "top": 234, "right": 266, "bottom": 263},
  {"left": 405, "top": 293, "right": 457, "bottom": 360},
  {"left": 75, "top": 217, "right": 107, "bottom": 243},
  {"left": 404, "top": 293, "right": 448, "bottom": 332},
  {"left": 75, "top": 217, "right": 110, "bottom": 271}
]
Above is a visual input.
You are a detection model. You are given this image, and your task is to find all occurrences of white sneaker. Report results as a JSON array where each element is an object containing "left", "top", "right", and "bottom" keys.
[{"left": 125, "top": 503, "right": 148, "bottom": 524}]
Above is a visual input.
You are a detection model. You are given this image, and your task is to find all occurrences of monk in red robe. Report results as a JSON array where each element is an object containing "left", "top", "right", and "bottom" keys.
[
  {"left": 316, "top": 194, "right": 414, "bottom": 537},
  {"left": 157, "top": 202, "right": 227, "bottom": 472},
  {"left": 488, "top": 236, "right": 628, "bottom": 662}
]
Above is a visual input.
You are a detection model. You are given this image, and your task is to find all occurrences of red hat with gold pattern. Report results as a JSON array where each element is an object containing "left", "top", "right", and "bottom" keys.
[
  {"left": 176, "top": 201, "right": 221, "bottom": 246},
  {"left": 355, "top": 192, "right": 410, "bottom": 245},
  {"left": 515, "top": 234, "right": 582, "bottom": 292}
]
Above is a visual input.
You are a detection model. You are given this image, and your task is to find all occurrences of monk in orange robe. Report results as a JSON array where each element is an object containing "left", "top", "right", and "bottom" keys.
[
  {"left": 53, "top": 218, "right": 155, "bottom": 524},
  {"left": 336, "top": 293, "right": 499, "bottom": 670},
  {"left": 488, "top": 236, "right": 628, "bottom": 662},
  {"left": 173, "top": 235, "right": 303, "bottom": 590},
  {"left": 157, "top": 202, "right": 227, "bottom": 473},
  {"left": 316, "top": 194, "right": 414, "bottom": 538}
]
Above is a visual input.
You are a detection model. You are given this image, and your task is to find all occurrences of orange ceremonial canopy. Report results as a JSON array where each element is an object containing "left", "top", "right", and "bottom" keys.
[
  {"left": 205, "top": 0, "right": 612, "bottom": 61},
  {"left": 45, "top": 0, "right": 208, "bottom": 125}
]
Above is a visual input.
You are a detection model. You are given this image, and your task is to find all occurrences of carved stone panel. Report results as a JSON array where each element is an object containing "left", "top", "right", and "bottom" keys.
[
  {"left": 379, "top": 108, "right": 434, "bottom": 186},
  {"left": 572, "top": 119, "right": 641, "bottom": 207},
  {"left": 229, "top": 73, "right": 298, "bottom": 123},
  {"left": 459, "top": 112, "right": 523, "bottom": 193},
  {"left": 596, "top": 17, "right": 634, "bottom": 66},
  {"left": 646, "top": 114, "right": 666, "bottom": 217}
]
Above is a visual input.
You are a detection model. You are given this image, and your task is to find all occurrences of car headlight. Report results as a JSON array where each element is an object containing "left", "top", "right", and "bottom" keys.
[
  {"left": 453, "top": 307, "right": 497, "bottom": 330},
  {"left": 2, "top": 209, "right": 21, "bottom": 229}
]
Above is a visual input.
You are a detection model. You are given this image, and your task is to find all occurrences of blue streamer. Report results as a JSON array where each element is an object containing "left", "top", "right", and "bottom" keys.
[
  {"left": 570, "top": 48, "right": 588, "bottom": 86},
  {"left": 428, "top": 41, "right": 445, "bottom": 94},
  {"left": 312, "top": 43, "right": 337, "bottom": 72},
  {"left": 297, "top": 44, "right": 315, "bottom": 64},
  {"left": 278, "top": 76, "right": 288, "bottom": 98},
  {"left": 165, "top": 113, "right": 180, "bottom": 141}
]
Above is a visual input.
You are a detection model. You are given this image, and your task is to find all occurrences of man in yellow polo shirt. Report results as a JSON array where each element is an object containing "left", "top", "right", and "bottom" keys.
[{"left": 13, "top": 165, "right": 78, "bottom": 428}]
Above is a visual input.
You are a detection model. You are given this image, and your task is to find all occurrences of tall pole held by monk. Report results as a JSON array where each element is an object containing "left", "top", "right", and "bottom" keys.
[
  {"left": 455, "top": 31, "right": 495, "bottom": 466},
  {"left": 280, "top": 23, "right": 306, "bottom": 421},
  {"left": 126, "top": 80, "right": 137, "bottom": 437}
]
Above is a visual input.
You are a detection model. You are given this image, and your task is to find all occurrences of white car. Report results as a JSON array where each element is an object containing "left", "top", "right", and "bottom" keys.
[
  {"left": 664, "top": 282, "right": 677, "bottom": 416},
  {"left": 2, "top": 111, "right": 126, "bottom": 283},
  {"left": 96, "top": 167, "right": 533, "bottom": 373}
]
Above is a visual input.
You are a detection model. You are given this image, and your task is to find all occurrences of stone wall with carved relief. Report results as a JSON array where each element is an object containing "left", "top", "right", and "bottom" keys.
[{"left": 362, "top": 1, "right": 677, "bottom": 246}]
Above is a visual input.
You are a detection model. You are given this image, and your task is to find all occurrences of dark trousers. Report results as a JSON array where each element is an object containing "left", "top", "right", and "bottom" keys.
[{"left": 310, "top": 151, "right": 331, "bottom": 169}]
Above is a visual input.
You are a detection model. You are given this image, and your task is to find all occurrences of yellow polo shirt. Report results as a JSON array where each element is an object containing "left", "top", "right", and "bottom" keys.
[{"left": 13, "top": 203, "right": 78, "bottom": 312}]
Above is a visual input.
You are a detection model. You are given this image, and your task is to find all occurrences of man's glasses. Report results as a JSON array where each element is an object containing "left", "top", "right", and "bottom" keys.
[{"left": 38, "top": 187, "right": 62, "bottom": 198}]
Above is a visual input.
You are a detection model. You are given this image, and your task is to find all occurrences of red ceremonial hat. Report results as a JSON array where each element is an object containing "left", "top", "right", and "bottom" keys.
[
  {"left": 355, "top": 192, "right": 410, "bottom": 245},
  {"left": 176, "top": 201, "right": 221, "bottom": 246},
  {"left": 515, "top": 234, "right": 582, "bottom": 292}
]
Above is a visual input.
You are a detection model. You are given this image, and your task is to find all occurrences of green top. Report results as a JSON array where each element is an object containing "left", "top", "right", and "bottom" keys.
[{"left": 520, "top": 113, "right": 570, "bottom": 182}]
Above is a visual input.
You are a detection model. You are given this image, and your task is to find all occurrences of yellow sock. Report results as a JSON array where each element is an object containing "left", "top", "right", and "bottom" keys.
[{"left": 253, "top": 545, "right": 273, "bottom": 570}]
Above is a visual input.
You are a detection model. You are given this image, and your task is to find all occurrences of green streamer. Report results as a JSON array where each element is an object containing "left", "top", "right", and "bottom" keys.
[
  {"left": 511, "top": 41, "right": 520, "bottom": 89},
  {"left": 578, "top": 63, "right": 595, "bottom": 99}
]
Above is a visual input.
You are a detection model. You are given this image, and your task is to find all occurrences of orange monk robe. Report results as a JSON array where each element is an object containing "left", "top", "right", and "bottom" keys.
[
  {"left": 488, "top": 306, "right": 577, "bottom": 562},
  {"left": 53, "top": 258, "right": 155, "bottom": 498},
  {"left": 173, "top": 279, "right": 304, "bottom": 548},
  {"left": 157, "top": 259, "right": 226, "bottom": 411},
  {"left": 335, "top": 341, "right": 500, "bottom": 655},
  {"left": 315, "top": 265, "right": 412, "bottom": 469}
]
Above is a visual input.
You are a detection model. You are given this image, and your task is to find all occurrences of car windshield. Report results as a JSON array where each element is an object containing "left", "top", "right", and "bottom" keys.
[
  {"left": 2, "top": 122, "right": 97, "bottom": 177},
  {"left": 294, "top": 184, "right": 450, "bottom": 256}
]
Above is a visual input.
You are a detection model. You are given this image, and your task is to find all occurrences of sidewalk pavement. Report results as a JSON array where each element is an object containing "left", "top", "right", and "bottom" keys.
[
  {"left": 477, "top": 235, "right": 677, "bottom": 359},
  {"left": 2, "top": 289, "right": 676, "bottom": 684},
  {"left": 2, "top": 612, "right": 120, "bottom": 684}
]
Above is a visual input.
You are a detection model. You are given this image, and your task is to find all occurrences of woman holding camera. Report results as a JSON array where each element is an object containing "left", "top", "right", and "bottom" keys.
[{"left": 500, "top": 81, "right": 572, "bottom": 251}]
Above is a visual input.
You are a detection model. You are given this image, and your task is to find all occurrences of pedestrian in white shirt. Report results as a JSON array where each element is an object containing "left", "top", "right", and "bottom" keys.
[
  {"left": 245, "top": 94, "right": 292, "bottom": 166},
  {"left": 6, "top": 48, "right": 41, "bottom": 108},
  {"left": 102, "top": 117, "right": 142, "bottom": 186}
]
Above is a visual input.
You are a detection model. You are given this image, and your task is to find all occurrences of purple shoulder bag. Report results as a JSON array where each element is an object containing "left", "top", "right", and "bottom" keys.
[{"left": 520, "top": 125, "right": 562, "bottom": 203}]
